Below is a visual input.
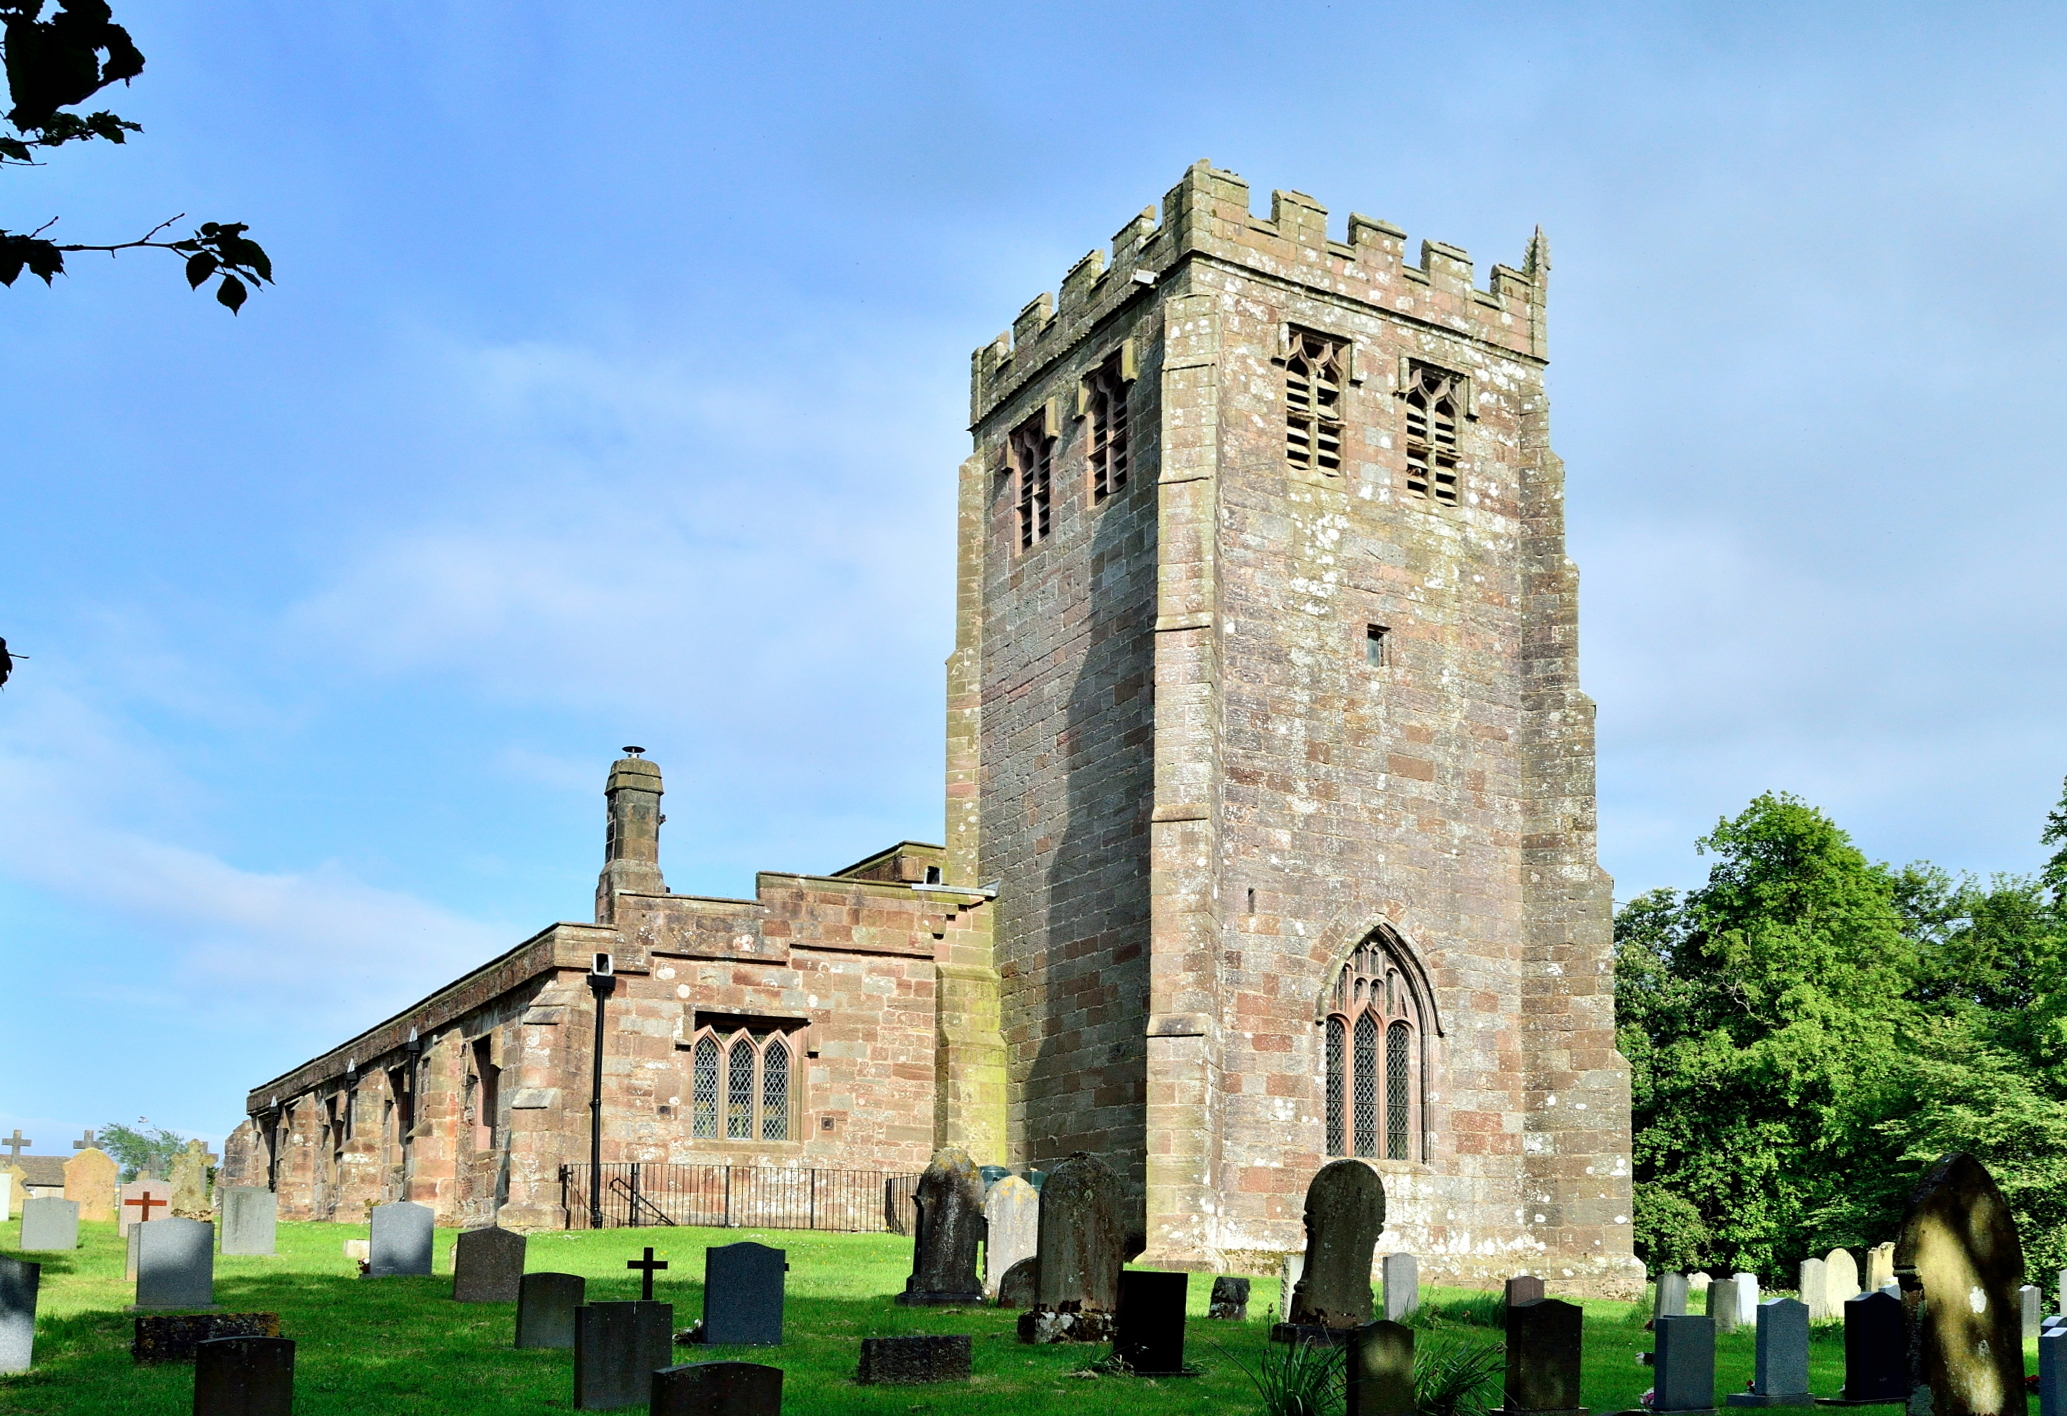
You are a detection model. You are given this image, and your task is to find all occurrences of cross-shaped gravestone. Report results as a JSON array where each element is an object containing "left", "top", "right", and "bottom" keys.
[
  {"left": 1, "top": 1132, "right": 29, "bottom": 1159},
  {"left": 125, "top": 1192, "right": 167, "bottom": 1225},
  {"left": 627, "top": 1247, "right": 669, "bottom": 1302},
  {"left": 69, "top": 1130, "right": 94, "bottom": 1152}
]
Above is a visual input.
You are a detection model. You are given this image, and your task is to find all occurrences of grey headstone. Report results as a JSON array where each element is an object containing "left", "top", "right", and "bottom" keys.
[
  {"left": 1507, "top": 1275, "right": 1547, "bottom": 1306},
  {"left": 1381, "top": 1253, "right": 1419, "bottom": 1321},
  {"left": 1208, "top": 1276, "right": 1250, "bottom": 1321},
  {"left": 127, "top": 1224, "right": 141, "bottom": 1281},
  {"left": 0, "top": 1257, "right": 37, "bottom": 1374},
  {"left": 1707, "top": 1275, "right": 1738, "bottom": 1335},
  {"left": 194, "top": 1335, "right": 294, "bottom": 1416},
  {"left": 135, "top": 1218, "right": 214, "bottom": 1309},
  {"left": 2040, "top": 1329, "right": 2067, "bottom": 1416},
  {"left": 516, "top": 1272, "right": 586, "bottom": 1349},
  {"left": 856, "top": 1334, "right": 972, "bottom": 1384},
  {"left": 1826, "top": 1250, "right": 1861, "bottom": 1308},
  {"left": 982, "top": 1176, "right": 1039, "bottom": 1302},
  {"left": 1348, "top": 1318, "right": 1415, "bottom": 1416},
  {"left": 1114, "top": 1270, "right": 1187, "bottom": 1375},
  {"left": 367, "top": 1201, "right": 434, "bottom": 1278},
  {"left": 1026, "top": 1150, "right": 1124, "bottom": 1327},
  {"left": 1800, "top": 1258, "right": 1832, "bottom": 1322},
  {"left": 1656, "top": 1271, "right": 1690, "bottom": 1318},
  {"left": 18, "top": 1197, "right": 77, "bottom": 1252},
  {"left": 651, "top": 1360, "right": 783, "bottom": 1416},
  {"left": 1504, "top": 1298, "right": 1584, "bottom": 1415},
  {"left": 220, "top": 1189, "right": 277, "bottom": 1257},
  {"left": 1280, "top": 1253, "right": 1305, "bottom": 1320},
  {"left": 1732, "top": 1273, "right": 1760, "bottom": 1327},
  {"left": 452, "top": 1226, "right": 527, "bottom": 1304},
  {"left": 2027, "top": 1286, "right": 2045, "bottom": 1343},
  {"left": 703, "top": 1242, "right": 784, "bottom": 1346},
  {"left": 1287, "top": 1159, "right": 1386, "bottom": 1331},
  {"left": 996, "top": 1256, "right": 1037, "bottom": 1309},
  {"left": 2059, "top": 1270, "right": 2067, "bottom": 1320},
  {"left": 897, "top": 1147, "right": 984, "bottom": 1305},
  {"left": 1727, "top": 1297, "right": 1812, "bottom": 1406},
  {"left": 1654, "top": 1314, "right": 1716, "bottom": 1413},
  {"left": 1896, "top": 1152, "right": 2026, "bottom": 1416},
  {"left": 1841, "top": 1290, "right": 1907, "bottom": 1404},
  {"left": 573, "top": 1300, "right": 673, "bottom": 1410}
]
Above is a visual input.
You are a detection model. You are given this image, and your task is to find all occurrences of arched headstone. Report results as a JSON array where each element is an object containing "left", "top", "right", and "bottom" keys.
[
  {"left": 1896, "top": 1152, "right": 2027, "bottom": 1416},
  {"left": 1017, "top": 1151, "right": 1123, "bottom": 1342},
  {"left": 897, "top": 1146, "right": 984, "bottom": 1306},
  {"left": 1286, "top": 1159, "right": 1386, "bottom": 1333}
]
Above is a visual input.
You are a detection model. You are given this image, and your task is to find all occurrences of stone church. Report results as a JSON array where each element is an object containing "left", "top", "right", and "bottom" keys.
[{"left": 228, "top": 161, "right": 1640, "bottom": 1295}]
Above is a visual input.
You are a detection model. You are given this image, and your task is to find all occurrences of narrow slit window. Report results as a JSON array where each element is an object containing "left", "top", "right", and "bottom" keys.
[
  {"left": 1011, "top": 418, "right": 1053, "bottom": 550},
  {"left": 692, "top": 1037, "right": 720, "bottom": 1138},
  {"left": 1285, "top": 331, "right": 1346, "bottom": 475},
  {"left": 726, "top": 1036, "right": 756, "bottom": 1139},
  {"left": 1352, "top": 1013, "right": 1379, "bottom": 1157},
  {"left": 1325, "top": 1016, "right": 1346, "bottom": 1158},
  {"left": 1386, "top": 1020, "right": 1412, "bottom": 1159},
  {"left": 1404, "top": 365, "right": 1462, "bottom": 506},
  {"left": 1366, "top": 624, "right": 1388, "bottom": 667},
  {"left": 1086, "top": 355, "right": 1131, "bottom": 501}
]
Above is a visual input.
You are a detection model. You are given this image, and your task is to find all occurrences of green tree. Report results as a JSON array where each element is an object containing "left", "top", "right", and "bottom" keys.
[
  {"left": 96, "top": 1116, "right": 186, "bottom": 1182},
  {"left": 3, "top": 0, "right": 268, "bottom": 308}
]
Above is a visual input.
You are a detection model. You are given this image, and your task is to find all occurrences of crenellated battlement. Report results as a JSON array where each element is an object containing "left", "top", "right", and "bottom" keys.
[{"left": 971, "top": 160, "right": 1548, "bottom": 427}]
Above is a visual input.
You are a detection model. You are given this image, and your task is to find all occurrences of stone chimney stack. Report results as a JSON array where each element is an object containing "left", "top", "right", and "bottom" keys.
[{"left": 595, "top": 747, "right": 666, "bottom": 923}]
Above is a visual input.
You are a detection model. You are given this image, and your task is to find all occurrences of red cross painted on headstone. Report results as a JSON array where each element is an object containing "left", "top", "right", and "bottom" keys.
[
  {"left": 125, "top": 1191, "right": 167, "bottom": 1224},
  {"left": 626, "top": 1246, "right": 669, "bottom": 1302},
  {"left": 1, "top": 1130, "right": 29, "bottom": 1158}
]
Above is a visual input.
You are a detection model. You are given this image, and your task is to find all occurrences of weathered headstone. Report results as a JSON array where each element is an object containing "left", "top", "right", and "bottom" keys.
[
  {"left": 1381, "top": 1253, "right": 1419, "bottom": 1321},
  {"left": 1691, "top": 1273, "right": 1714, "bottom": 1297},
  {"left": 1019, "top": 1151, "right": 1124, "bottom": 1342},
  {"left": 1284, "top": 1159, "right": 1386, "bottom": 1334},
  {"left": 982, "top": 1176, "right": 1039, "bottom": 1302},
  {"left": 219, "top": 1189, "right": 277, "bottom": 1257},
  {"left": 516, "top": 1272, "right": 586, "bottom": 1349},
  {"left": 1707, "top": 1276, "right": 1739, "bottom": 1335},
  {"left": 1895, "top": 1152, "right": 2026, "bottom": 1416},
  {"left": 62, "top": 1147, "right": 117, "bottom": 1222},
  {"left": 1348, "top": 1318, "right": 1416, "bottom": 1416},
  {"left": 897, "top": 1146, "right": 984, "bottom": 1306},
  {"left": 703, "top": 1242, "right": 784, "bottom": 1346},
  {"left": 18, "top": 1197, "right": 78, "bottom": 1251},
  {"left": 1507, "top": 1275, "right": 1547, "bottom": 1306},
  {"left": 118, "top": 1173, "right": 173, "bottom": 1237},
  {"left": 1801, "top": 1258, "right": 1833, "bottom": 1322},
  {"left": 127, "top": 1223, "right": 143, "bottom": 1281},
  {"left": 2026, "top": 1287, "right": 2045, "bottom": 1343},
  {"left": 367, "top": 1201, "right": 434, "bottom": 1278},
  {"left": 1727, "top": 1298, "right": 1813, "bottom": 1407},
  {"left": 133, "top": 1313, "right": 280, "bottom": 1364},
  {"left": 856, "top": 1334, "right": 972, "bottom": 1384},
  {"left": 193, "top": 1335, "right": 294, "bottom": 1416},
  {"left": 0, "top": 1169, "right": 13, "bottom": 1223},
  {"left": 0, "top": 1257, "right": 37, "bottom": 1374},
  {"left": 343, "top": 1239, "right": 370, "bottom": 1266},
  {"left": 1840, "top": 1290, "right": 1907, "bottom": 1404},
  {"left": 651, "top": 1360, "right": 783, "bottom": 1416},
  {"left": 1208, "top": 1276, "right": 1250, "bottom": 1320},
  {"left": 2039, "top": 1328, "right": 2067, "bottom": 1416},
  {"left": 1865, "top": 1243, "right": 1896, "bottom": 1292},
  {"left": 1826, "top": 1250, "right": 1862, "bottom": 1309},
  {"left": 1657, "top": 1271, "right": 1690, "bottom": 1319},
  {"left": 1502, "top": 1298, "right": 1585, "bottom": 1416},
  {"left": 169, "top": 1140, "right": 212, "bottom": 1220},
  {"left": 1654, "top": 1313, "right": 1717, "bottom": 1414},
  {"left": 135, "top": 1218, "right": 215, "bottom": 1309},
  {"left": 1280, "top": 1252, "right": 1305, "bottom": 1320},
  {"left": 451, "top": 1226, "right": 526, "bottom": 1303},
  {"left": 573, "top": 1300, "right": 673, "bottom": 1410},
  {"left": 996, "top": 1257, "right": 1037, "bottom": 1309},
  {"left": 1114, "top": 1270, "right": 1187, "bottom": 1375},
  {"left": 1732, "top": 1273, "right": 1760, "bottom": 1328}
]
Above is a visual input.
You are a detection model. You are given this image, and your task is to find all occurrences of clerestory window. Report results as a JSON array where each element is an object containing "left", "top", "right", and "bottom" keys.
[
  {"left": 1285, "top": 330, "right": 1346, "bottom": 475},
  {"left": 1085, "top": 354, "right": 1131, "bottom": 502},
  {"left": 1011, "top": 415, "right": 1054, "bottom": 550},
  {"left": 1323, "top": 933, "right": 1426, "bottom": 1161},
  {"left": 687, "top": 1026, "right": 796, "bottom": 1142},
  {"left": 1404, "top": 365, "right": 1462, "bottom": 506}
]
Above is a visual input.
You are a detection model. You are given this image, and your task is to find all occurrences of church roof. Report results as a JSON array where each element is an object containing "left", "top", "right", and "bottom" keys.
[{"left": 13, "top": 1156, "right": 67, "bottom": 1186}]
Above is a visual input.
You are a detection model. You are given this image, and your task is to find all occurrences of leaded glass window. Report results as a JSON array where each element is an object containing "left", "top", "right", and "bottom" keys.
[
  {"left": 1386, "top": 1020, "right": 1411, "bottom": 1160},
  {"left": 726, "top": 1037, "right": 755, "bottom": 1139},
  {"left": 692, "top": 1037, "right": 719, "bottom": 1139},
  {"left": 1352, "top": 1013, "right": 1378, "bottom": 1157},
  {"left": 1323, "top": 931, "right": 1427, "bottom": 1161},
  {"left": 684, "top": 1025, "right": 799, "bottom": 1143},
  {"left": 1325, "top": 1016, "right": 1345, "bottom": 1158},
  {"left": 761, "top": 1038, "right": 790, "bottom": 1141}
]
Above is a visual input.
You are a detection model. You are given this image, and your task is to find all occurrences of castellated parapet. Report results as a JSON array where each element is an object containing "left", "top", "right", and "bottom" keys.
[{"left": 949, "top": 160, "right": 1639, "bottom": 1296}]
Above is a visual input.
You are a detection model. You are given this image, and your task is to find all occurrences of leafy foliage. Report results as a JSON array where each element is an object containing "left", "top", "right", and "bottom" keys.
[
  {"left": 1218, "top": 1335, "right": 1342, "bottom": 1416},
  {"left": 95, "top": 1116, "right": 187, "bottom": 1183},
  {"left": 1414, "top": 1335, "right": 1505, "bottom": 1416}
]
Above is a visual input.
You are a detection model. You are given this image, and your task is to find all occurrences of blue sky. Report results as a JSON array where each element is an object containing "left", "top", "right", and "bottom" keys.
[{"left": 4, "top": 1, "right": 2065, "bottom": 1150}]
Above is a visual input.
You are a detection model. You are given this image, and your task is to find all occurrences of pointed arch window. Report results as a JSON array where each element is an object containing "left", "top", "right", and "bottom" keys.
[
  {"left": 1285, "top": 330, "right": 1346, "bottom": 474},
  {"left": 1404, "top": 364, "right": 1462, "bottom": 505},
  {"left": 1324, "top": 933, "right": 1427, "bottom": 1161},
  {"left": 684, "top": 1026, "right": 796, "bottom": 1142}
]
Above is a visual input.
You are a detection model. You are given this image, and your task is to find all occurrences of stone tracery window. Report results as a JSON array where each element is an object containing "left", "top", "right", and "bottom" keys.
[
  {"left": 1404, "top": 364, "right": 1462, "bottom": 505},
  {"left": 1324, "top": 933, "right": 1426, "bottom": 1161},
  {"left": 686, "top": 1026, "right": 795, "bottom": 1142},
  {"left": 1285, "top": 330, "right": 1345, "bottom": 474},
  {"left": 1011, "top": 415, "right": 1054, "bottom": 550},
  {"left": 1085, "top": 354, "right": 1130, "bottom": 502}
]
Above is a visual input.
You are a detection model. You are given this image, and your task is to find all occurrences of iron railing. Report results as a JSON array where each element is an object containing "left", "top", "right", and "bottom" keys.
[{"left": 559, "top": 1163, "right": 921, "bottom": 1233}]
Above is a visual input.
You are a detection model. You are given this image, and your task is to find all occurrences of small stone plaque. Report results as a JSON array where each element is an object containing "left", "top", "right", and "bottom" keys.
[
  {"left": 1382, "top": 1254, "right": 1420, "bottom": 1321},
  {"left": 516, "top": 1272, "right": 586, "bottom": 1350},
  {"left": 651, "top": 1360, "right": 782, "bottom": 1416},
  {"left": 1208, "top": 1275, "right": 1250, "bottom": 1320},
  {"left": 18, "top": 1197, "right": 78, "bottom": 1252},
  {"left": 1114, "top": 1269, "right": 1187, "bottom": 1375},
  {"left": 996, "top": 1256, "right": 1037, "bottom": 1309},
  {"left": 132, "top": 1312, "right": 280, "bottom": 1364},
  {"left": 0, "top": 1257, "right": 37, "bottom": 1375},
  {"left": 193, "top": 1335, "right": 294, "bottom": 1416},
  {"left": 857, "top": 1333, "right": 973, "bottom": 1384}
]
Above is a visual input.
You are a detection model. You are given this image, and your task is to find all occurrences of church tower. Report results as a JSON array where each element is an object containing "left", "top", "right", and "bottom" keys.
[{"left": 946, "top": 162, "right": 1640, "bottom": 1294}]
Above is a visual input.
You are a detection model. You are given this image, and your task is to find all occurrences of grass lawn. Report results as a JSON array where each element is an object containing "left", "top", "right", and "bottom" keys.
[{"left": 2, "top": 1217, "right": 1870, "bottom": 1414}]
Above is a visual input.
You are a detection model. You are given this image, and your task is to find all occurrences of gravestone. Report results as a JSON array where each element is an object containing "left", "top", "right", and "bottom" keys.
[
  {"left": 1657, "top": 1272, "right": 1690, "bottom": 1319},
  {"left": 516, "top": 1272, "right": 586, "bottom": 1349},
  {"left": 1691, "top": 1272, "right": 1714, "bottom": 1294},
  {"left": 703, "top": 1242, "right": 784, "bottom": 1346},
  {"left": 2039, "top": 1329, "right": 2066, "bottom": 1416},
  {"left": 1208, "top": 1276, "right": 1250, "bottom": 1320},
  {"left": 220, "top": 1189, "right": 277, "bottom": 1257},
  {"left": 19, "top": 1197, "right": 78, "bottom": 1251},
  {"left": 0, "top": 1257, "right": 37, "bottom": 1374},
  {"left": 1508, "top": 1275, "right": 1547, "bottom": 1306},
  {"left": 343, "top": 1239, "right": 369, "bottom": 1266},
  {"left": 2059, "top": 1271, "right": 2067, "bottom": 1321},
  {"left": 1348, "top": 1318, "right": 1416, "bottom": 1416},
  {"left": 1732, "top": 1274, "right": 1760, "bottom": 1328},
  {"left": 1895, "top": 1152, "right": 2026, "bottom": 1416},
  {"left": 982, "top": 1176, "right": 1039, "bottom": 1302},
  {"left": 1019, "top": 1150, "right": 1125, "bottom": 1342},
  {"left": 1113, "top": 1270, "right": 1187, "bottom": 1375},
  {"left": 1865, "top": 1244, "right": 1896, "bottom": 1292},
  {"left": 127, "top": 1224, "right": 143, "bottom": 1281},
  {"left": 897, "top": 1146, "right": 984, "bottom": 1306},
  {"left": 451, "top": 1226, "right": 527, "bottom": 1303},
  {"left": 133, "top": 1313, "right": 280, "bottom": 1364},
  {"left": 1826, "top": 1249, "right": 1862, "bottom": 1309},
  {"left": 1382, "top": 1253, "right": 1419, "bottom": 1321},
  {"left": 1502, "top": 1298, "right": 1585, "bottom": 1416},
  {"left": 1840, "top": 1290, "right": 1907, "bottom": 1404},
  {"left": 856, "top": 1334, "right": 973, "bottom": 1384},
  {"left": 1801, "top": 1258, "right": 1832, "bottom": 1322},
  {"left": 134, "top": 1218, "right": 215, "bottom": 1309},
  {"left": 1727, "top": 1297, "right": 1812, "bottom": 1407},
  {"left": 996, "top": 1257, "right": 1037, "bottom": 1309},
  {"left": 1284, "top": 1159, "right": 1386, "bottom": 1334},
  {"left": 367, "top": 1201, "right": 435, "bottom": 1277},
  {"left": 573, "top": 1300, "right": 673, "bottom": 1410},
  {"left": 1280, "top": 1252, "right": 1305, "bottom": 1320},
  {"left": 118, "top": 1173, "right": 173, "bottom": 1237},
  {"left": 62, "top": 1147, "right": 117, "bottom": 1222},
  {"left": 193, "top": 1335, "right": 294, "bottom": 1416},
  {"left": 651, "top": 1360, "right": 783, "bottom": 1416},
  {"left": 1708, "top": 1276, "right": 1738, "bottom": 1335},
  {"left": 2026, "top": 1287, "right": 2045, "bottom": 1343},
  {"left": 169, "top": 1140, "right": 212, "bottom": 1220},
  {"left": 1654, "top": 1314, "right": 1717, "bottom": 1414},
  {"left": 0, "top": 1169, "right": 13, "bottom": 1223}
]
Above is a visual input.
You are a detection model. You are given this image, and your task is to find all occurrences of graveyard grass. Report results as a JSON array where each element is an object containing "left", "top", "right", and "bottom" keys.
[{"left": 0, "top": 1218, "right": 2011, "bottom": 1416}]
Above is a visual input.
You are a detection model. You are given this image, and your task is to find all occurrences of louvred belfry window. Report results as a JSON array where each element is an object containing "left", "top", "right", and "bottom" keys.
[
  {"left": 1086, "top": 355, "right": 1130, "bottom": 501},
  {"left": 1404, "top": 365, "right": 1462, "bottom": 505},
  {"left": 1011, "top": 417, "right": 1053, "bottom": 550},
  {"left": 684, "top": 1025, "right": 796, "bottom": 1142},
  {"left": 1285, "top": 330, "right": 1346, "bottom": 474},
  {"left": 1324, "top": 933, "right": 1427, "bottom": 1162}
]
